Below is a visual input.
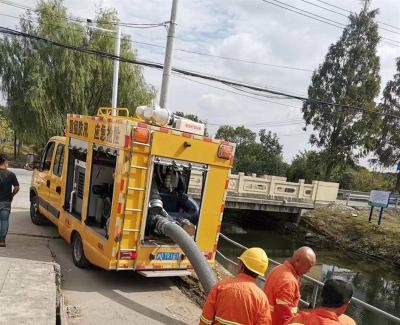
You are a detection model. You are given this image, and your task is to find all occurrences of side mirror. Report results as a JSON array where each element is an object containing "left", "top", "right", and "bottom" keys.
[{"left": 25, "top": 161, "right": 41, "bottom": 171}]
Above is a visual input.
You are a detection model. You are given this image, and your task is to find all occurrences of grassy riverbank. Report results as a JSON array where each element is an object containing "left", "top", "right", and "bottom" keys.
[{"left": 301, "top": 205, "right": 400, "bottom": 266}]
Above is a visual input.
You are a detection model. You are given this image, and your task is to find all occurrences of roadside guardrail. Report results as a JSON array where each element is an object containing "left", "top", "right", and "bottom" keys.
[{"left": 217, "top": 233, "right": 400, "bottom": 324}]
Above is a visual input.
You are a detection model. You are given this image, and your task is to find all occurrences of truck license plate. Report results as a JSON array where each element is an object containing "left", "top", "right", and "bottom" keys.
[{"left": 155, "top": 252, "right": 180, "bottom": 261}]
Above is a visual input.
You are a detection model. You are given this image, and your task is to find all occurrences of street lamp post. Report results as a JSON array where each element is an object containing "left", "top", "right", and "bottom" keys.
[{"left": 87, "top": 20, "right": 121, "bottom": 116}]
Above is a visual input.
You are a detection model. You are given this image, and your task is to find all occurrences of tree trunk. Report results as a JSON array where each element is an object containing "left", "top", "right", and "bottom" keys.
[
  {"left": 13, "top": 131, "right": 17, "bottom": 161},
  {"left": 17, "top": 138, "right": 22, "bottom": 157},
  {"left": 395, "top": 172, "right": 400, "bottom": 193}
]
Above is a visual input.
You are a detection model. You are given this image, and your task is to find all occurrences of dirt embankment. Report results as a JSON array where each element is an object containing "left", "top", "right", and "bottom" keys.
[{"left": 300, "top": 205, "right": 400, "bottom": 266}]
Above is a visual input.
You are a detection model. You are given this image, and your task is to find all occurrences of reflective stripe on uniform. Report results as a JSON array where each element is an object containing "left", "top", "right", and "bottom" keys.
[
  {"left": 276, "top": 299, "right": 289, "bottom": 305},
  {"left": 215, "top": 316, "right": 244, "bottom": 325},
  {"left": 270, "top": 301, "right": 298, "bottom": 314},
  {"left": 200, "top": 314, "right": 213, "bottom": 325}
]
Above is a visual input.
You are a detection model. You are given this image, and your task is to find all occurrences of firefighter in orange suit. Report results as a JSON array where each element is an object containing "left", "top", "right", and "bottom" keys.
[
  {"left": 284, "top": 279, "right": 354, "bottom": 325},
  {"left": 199, "top": 247, "right": 272, "bottom": 325},
  {"left": 263, "top": 246, "right": 316, "bottom": 325}
]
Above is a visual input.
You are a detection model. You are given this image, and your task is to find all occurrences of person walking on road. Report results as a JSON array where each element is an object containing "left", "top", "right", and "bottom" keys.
[
  {"left": 284, "top": 279, "right": 354, "bottom": 325},
  {"left": 0, "top": 155, "right": 19, "bottom": 247},
  {"left": 199, "top": 247, "right": 272, "bottom": 325},
  {"left": 264, "top": 246, "right": 316, "bottom": 325}
]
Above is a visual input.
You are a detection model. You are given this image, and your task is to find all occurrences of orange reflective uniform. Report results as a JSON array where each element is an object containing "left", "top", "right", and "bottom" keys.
[
  {"left": 338, "top": 314, "right": 357, "bottom": 325},
  {"left": 199, "top": 273, "right": 272, "bottom": 325},
  {"left": 263, "top": 260, "right": 300, "bottom": 325},
  {"left": 284, "top": 308, "right": 341, "bottom": 325}
]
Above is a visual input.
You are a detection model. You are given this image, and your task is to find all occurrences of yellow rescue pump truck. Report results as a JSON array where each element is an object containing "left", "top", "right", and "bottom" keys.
[{"left": 29, "top": 106, "right": 234, "bottom": 292}]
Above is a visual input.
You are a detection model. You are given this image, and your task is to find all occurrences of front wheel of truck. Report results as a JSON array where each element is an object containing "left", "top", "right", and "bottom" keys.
[
  {"left": 30, "top": 197, "right": 45, "bottom": 225},
  {"left": 72, "top": 233, "right": 90, "bottom": 268}
]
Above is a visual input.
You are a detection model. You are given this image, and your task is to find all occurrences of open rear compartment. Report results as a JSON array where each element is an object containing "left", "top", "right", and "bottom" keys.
[
  {"left": 85, "top": 144, "right": 117, "bottom": 238},
  {"left": 142, "top": 157, "right": 208, "bottom": 248}
]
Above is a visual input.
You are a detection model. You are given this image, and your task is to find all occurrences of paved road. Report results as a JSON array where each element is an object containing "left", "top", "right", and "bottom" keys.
[{"left": 1, "top": 168, "right": 201, "bottom": 325}]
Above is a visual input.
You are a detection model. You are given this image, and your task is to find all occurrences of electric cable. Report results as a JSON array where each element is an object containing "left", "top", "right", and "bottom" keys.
[
  {"left": 297, "top": 0, "right": 400, "bottom": 35},
  {"left": 0, "top": 11, "right": 315, "bottom": 73},
  {"left": 0, "top": 26, "right": 399, "bottom": 121},
  {"left": 260, "top": 0, "right": 400, "bottom": 47}
]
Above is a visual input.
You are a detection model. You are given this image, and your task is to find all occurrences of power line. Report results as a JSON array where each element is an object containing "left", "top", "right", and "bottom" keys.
[
  {"left": 173, "top": 73, "right": 302, "bottom": 108},
  {"left": 260, "top": 0, "right": 400, "bottom": 47},
  {"left": 0, "top": 0, "right": 168, "bottom": 29},
  {"left": 0, "top": 10, "right": 315, "bottom": 73},
  {"left": 297, "top": 0, "right": 400, "bottom": 35},
  {"left": 315, "top": 0, "right": 400, "bottom": 31},
  {"left": 0, "top": 26, "right": 399, "bottom": 121}
]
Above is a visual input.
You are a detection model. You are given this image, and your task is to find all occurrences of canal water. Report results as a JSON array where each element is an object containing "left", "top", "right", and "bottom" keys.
[{"left": 217, "top": 210, "right": 400, "bottom": 325}]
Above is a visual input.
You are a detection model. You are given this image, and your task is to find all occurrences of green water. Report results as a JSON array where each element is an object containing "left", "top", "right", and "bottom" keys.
[{"left": 218, "top": 212, "right": 400, "bottom": 325}]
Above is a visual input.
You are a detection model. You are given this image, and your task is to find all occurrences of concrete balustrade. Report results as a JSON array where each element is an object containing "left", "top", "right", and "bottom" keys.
[{"left": 189, "top": 171, "right": 339, "bottom": 205}]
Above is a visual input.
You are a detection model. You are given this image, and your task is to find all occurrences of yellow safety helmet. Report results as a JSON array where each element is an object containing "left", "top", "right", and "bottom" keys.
[{"left": 238, "top": 247, "right": 269, "bottom": 276}]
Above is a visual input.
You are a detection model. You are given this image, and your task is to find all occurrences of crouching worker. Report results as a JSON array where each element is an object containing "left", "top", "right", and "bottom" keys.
[
  {"left": 199, "top": 247, "right": 272, "bottom": 325},
  {"left": 284, "top": 279, "right": 353, "bottom": 325}
]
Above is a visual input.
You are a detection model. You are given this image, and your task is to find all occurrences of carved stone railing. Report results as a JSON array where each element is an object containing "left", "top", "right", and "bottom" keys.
[{"left": 189, "top": 172, "right": 339, "bottom": 205}]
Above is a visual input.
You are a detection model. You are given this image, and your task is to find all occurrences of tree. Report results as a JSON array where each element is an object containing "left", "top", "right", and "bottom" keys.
[
  {"left": 0, "top": 0, "right": 154, "bottom": 145},
  {"left": 215, "top": 125, "right": 288, "bottom": 176},
  {"left": 286, "top": 150, "right": 324, "bottom": 182},
  {"left": 215, "top": 125, "right": 256, "bottom": 146},
  {"left": 302, "top": 0, "right": 381, "bottom": 180},
  {"left": 375, "top": 57, "right": 400, "bottom": 191}
]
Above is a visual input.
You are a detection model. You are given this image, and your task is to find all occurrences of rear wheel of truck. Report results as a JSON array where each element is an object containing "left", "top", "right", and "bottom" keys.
[
  {"left": 30, "top": 197, "right": 45, "bottom": 225},
  {"left": 72, "top": 233, "right": 90, "bottom": 268}
]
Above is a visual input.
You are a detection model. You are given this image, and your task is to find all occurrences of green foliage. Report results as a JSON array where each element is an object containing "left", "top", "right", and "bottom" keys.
[
  {"left": 302, "top": 2, "right": 381, "bottom": 180},
  {"left": 339, "top": 168, "right": 396, "bottom": 192},
  {"left": 375, "top": 58, "right": 400, "bottom": 166},
  {"left": 0, "top": 108, "right": 12, "bottom": 139},
  {"left": 286, "top": 150, "right": 325, "bottom": 182},
  {"left": 215, "top": 125, "right": 288, "bottom": 176},
  {"left": 0, "top": 0, "right": 154, "bottom": 145}
]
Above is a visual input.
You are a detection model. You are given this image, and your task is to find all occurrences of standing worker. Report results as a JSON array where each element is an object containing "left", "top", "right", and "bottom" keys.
[
  {"left": 264, "top": 246, "right": 316, "bottom": 325},
  {"left": 0, "top": 155, "right": 19, "bottom": 247},
  {"left": 199, "top": 247, "right": 272, "bottom": 325},
  {"left": 284, "top": 279, "right": 353, "bottom": 325}
]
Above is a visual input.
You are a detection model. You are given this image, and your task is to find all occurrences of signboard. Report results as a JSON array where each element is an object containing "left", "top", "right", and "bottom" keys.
[
  {"left": 397, "top": 162, "right": 400, "bottom": 172},
  {"left": 368, "top": 190, "right": 391, "bottom": 208}
]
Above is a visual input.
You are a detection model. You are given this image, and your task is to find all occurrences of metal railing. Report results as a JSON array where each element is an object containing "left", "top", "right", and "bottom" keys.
[
  {"left": 337, "top": 190, "right": 400, "bottom": 209},
  {"left": 217, "top": 233, "right": 400, "bottom": 323}
]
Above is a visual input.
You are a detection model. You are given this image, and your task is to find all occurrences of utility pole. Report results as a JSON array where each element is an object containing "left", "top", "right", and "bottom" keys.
[
  {"left": 111, "top": 25, "right": 121, "bottom": 115},
  {"left": 159, "top": 0, "right": 179, "bottom": 108}
]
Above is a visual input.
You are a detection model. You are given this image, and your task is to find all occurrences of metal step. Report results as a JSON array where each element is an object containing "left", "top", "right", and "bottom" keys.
[
  {"left": 125, "top": 208, "right": 142, "bottom": 212},
  {"left": 122, "top": 228, "right": 140, "bottom": 232},
  {"left": 127, "top": 187, "right": 145, "bottom": 191},
  {"left": 130, "top": 165, "right": 148, "bottom": 170},
  {"left": 138, "top": 270, "right": 191, "bottom": 278}
]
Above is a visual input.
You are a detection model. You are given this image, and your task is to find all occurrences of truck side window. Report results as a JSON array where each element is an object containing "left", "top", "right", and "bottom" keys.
[
  {"left": 41, "top": 142, "right": 55, "bottom": 171},
  {"left": 53, "top": 144, "right": 65, "bottom": 177}
]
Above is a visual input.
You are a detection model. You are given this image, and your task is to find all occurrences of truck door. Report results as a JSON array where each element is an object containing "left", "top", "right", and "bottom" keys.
[
  {"left": 48, "top": 142, "right": 65, "bottom": 221},
  {"left": 36, "top": 141, "right": 55, "bottom": 219}
]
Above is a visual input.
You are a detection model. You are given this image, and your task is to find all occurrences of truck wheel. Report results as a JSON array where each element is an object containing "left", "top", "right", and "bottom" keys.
[
  {"left": 72, "top": 233, "right": 90, "bottom": 268},
  {"left": 30, "top": 197, "right": 45, "bottom": 225}
]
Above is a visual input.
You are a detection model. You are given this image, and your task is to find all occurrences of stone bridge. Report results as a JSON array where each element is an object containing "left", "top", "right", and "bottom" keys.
[{"left": 189, "top": 172, "right": 339, "bottom": 216}]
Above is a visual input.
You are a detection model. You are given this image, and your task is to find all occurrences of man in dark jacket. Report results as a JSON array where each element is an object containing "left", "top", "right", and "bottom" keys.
[{"left": 0, "top": 155, "right": 19, "bottom": 247}]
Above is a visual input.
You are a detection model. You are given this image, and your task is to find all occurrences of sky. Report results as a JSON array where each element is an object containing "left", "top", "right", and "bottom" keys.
[{"left": 0, "top": 0, "right": 399, "bottom": 167}]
